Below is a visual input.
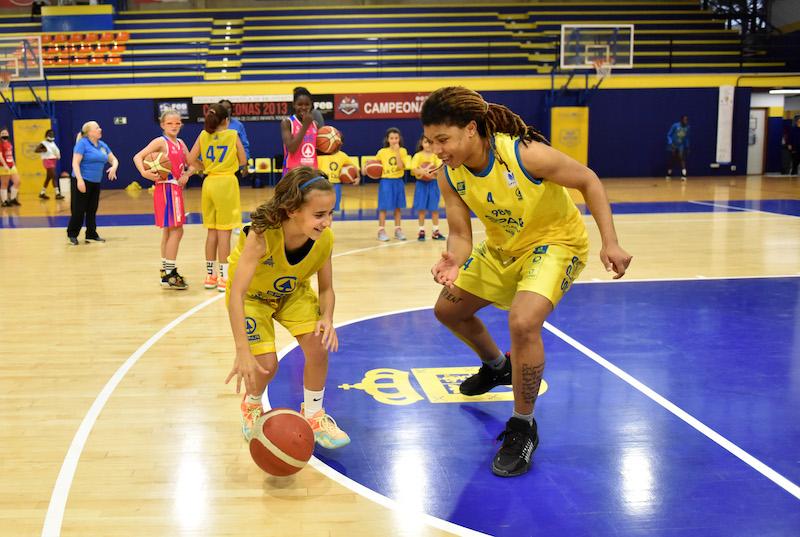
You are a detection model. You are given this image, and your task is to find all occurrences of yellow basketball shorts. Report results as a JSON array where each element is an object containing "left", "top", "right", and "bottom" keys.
[
  {"left": 201, "top": 174, "right": 241, "bottom": 230},
  {"left": 454, "top": 241, "right": 588, "bottom": 310},
  {"left": 227, "top": 282, "right": 321, "bottom": 355},
  {"left": 0, "top": 166, "right": 18, "bottom": 176}
]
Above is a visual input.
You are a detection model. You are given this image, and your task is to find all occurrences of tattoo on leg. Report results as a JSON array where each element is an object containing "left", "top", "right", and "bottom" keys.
[
  {"left": 439, "top": 288, "right": 462, "bottom": 304},
  {"left": 521, "top": 363, "right": 545, "bottom": 403}
]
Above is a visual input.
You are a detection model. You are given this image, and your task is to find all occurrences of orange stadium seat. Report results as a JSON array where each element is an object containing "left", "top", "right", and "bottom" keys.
[
  {"left": 99, "top": 32, "right": 115, "bottom": 43},
  {"left": 68, "top": 33, "right": 84, "bottom": 44},
  {"left": 104, "top": 54, "right": 122, "bottom": 65},
  {"left": 114, "top": 32, "right": 130, "bottom": 42},
  {"left": 53, "top": 33, "right": 68, "bottom": 44},
  {"left": 41, "top": 34, "right": 53, "bottom": 44}
]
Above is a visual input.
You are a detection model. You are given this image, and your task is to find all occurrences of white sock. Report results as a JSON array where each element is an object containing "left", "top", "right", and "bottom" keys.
[
  {"left": 219, "top": 262, "right": 229, "bottom": 279},
  {"left": 165, "top": 259, "right": 176, "bottom": 273},
  {"left": 0, "top": 189, "right": 7, "bottom": 202},
  {"left": 482, "top": 352, "right": 507, "bottom": 371},
  {"left": 245, "top": 393, "right": 262, "bottom": 405},
  {"left": 10, "top": 186, "right": 18, "bottom": 200},
  {"left": 303, "top": 387, "right": 324, "bottom": 417},
  {"left": 161, "top": 258, "right": 167, "bottom": 270},
  {"left": 513, "top": 410, "right": 534, "bottom": 425},
  {"left": 681, "top": 168, "right": 687, "bottom": 176},
  {"left": 40, "top": 188, "right": 45, "bottom": 195},
  {"left": 433, "top": 226, "right": 439, "bottom": 232},
  {"left": 419, "top": 226, "right": 425, "bottom": 231},
  {"left": 206, "top": 260, "right": 215, "bottom": 276}
]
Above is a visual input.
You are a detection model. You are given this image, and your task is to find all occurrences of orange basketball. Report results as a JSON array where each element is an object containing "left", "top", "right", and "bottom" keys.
[
  {"left": 249, "top": 408, "right": 315, "bottom": 477},
  {"left": 339, "top": 164, "right": 358, "bottom": 184},
  {"left": 143, "top": 151, "right": 171, "bottom": 181},
  {"left": 418, "top": 162, "right": 438, "bottom": 181},
  {"left": 316, "top": 125, "right": 342, "bottom": 155},
  {"left": 364, "top": 159, "right": 383, "bottom": 179}
]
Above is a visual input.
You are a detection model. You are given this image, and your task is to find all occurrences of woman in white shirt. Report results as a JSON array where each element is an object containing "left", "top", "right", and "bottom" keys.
[{"left": 36, "top": 129, "right": 63, "bottom": 200}]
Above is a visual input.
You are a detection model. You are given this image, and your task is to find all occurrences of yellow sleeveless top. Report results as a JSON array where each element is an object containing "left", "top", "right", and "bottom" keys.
[
  {"left": 198, "top": 129, "right": 239, "bottom": 176},
  {"left": 229, "top": 226, "right": 334, "bottom": 301},
  {"left": 444, "top": 133, "right": 587, "bottom": 257}
]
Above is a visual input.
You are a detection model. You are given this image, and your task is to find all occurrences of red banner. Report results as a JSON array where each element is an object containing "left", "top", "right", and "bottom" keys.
[{"left": 334, "top": 92, "right": 429, "bottom": 120}]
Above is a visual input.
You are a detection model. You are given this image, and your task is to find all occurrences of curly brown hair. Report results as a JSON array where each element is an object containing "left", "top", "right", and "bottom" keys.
[
  {"left": 249, "top": 166, "right": 333, "bottom": 232},
  {"left": 421, "top": 86, "right": 549, "bottom": 172}
]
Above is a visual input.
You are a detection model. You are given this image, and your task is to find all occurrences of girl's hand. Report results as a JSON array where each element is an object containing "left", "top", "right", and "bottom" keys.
[
  {"left": 141, "top": 169, "right": 161, "bottom": 182},
  {"left": 599, "top": 243, "right": 633, "bottom": 280},
  {"left": 77, "top": 178, "right": 86, "bottom": 193},
  {"left": 315, "top": 319, "right": 338, "bottom": 352},
  {"left": 225, "top": 348, "right": 270, "bottom": 394},
  {"left": 177, "top": 172, "right": 190, "bottom": 187},
  {"left": 107, "top": 167, "right": 117, "bottom": 181},
  {"left": 431, "top": 251, "right": 460, "bottom": 288}
]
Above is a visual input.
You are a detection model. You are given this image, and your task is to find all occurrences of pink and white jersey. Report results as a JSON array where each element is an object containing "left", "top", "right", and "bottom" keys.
[
  {"left": 163, "top": 135, "right": 187, "bottom": 184},
  {"left": 282, "top": 115, "right": 317, "bottom": 173}
]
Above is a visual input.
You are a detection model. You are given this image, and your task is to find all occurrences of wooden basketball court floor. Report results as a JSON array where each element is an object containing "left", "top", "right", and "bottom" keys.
[{"left": 1, "top": 177, "right": 798, "bottom": 536}]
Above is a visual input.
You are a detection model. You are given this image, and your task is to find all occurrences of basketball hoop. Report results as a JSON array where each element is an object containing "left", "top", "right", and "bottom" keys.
[{"left": 592, "top": 59, "right": 612, "bottom": 81}]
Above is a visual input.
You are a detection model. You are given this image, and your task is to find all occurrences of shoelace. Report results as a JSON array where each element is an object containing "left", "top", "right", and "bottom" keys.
[
  {"left": 496, "top": 428, "right": 526, "bottom": 454},
  {"left": 317, "top": 414, "right": 344, "bottom": 436}
]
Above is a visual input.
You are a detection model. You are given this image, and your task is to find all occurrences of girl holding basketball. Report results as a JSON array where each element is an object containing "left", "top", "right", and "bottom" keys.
[
  {"left": 316, "top": 132, "right": 359, "bottom": 211},
  {"left": 423, "top": 87, "right": 631, "bottom": 477},
  {"left": 224, "top": 166, "right": 350, "bottom": 449},
  {"left": 410, "top": 136, "right": 445, "bottom": 241},
  {"left": 133, "top": 109, "right": 194, "bottom": 290},
  {"left": 375, "top": 127, "right": 409, "bottom": 241},
  {"left": 187, "top": 103, "right": 247, "bottom": 292},
  {"left": 281, "top": 87, "right": 318, "bottom": 174}
]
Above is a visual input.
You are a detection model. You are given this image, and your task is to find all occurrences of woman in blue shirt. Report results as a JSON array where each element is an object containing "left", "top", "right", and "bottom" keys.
[{"left": 67, "top": 121, "right": 119, "bottom": 245}]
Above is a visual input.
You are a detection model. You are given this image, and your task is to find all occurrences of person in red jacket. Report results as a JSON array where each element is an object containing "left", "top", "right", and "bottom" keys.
[{"left": 0, "top": 127, "right": 21, "bottom": 207}]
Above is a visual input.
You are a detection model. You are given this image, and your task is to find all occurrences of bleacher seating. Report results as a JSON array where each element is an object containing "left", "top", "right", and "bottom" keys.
[{"left": 0, "top": 1, "right": 788, "bottom": 86}]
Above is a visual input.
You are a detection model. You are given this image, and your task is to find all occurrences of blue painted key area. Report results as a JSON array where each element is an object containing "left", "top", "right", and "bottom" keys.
[{"left": 268, "top": 278, "right": 800, "bottom": 536}]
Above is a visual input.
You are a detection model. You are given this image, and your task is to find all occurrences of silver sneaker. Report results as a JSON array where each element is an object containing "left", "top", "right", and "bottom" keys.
[
  {"left": 377, "top": 228, "right": 389, "bottom": 241},
  {"left": 394, "top": 228, "right": 406, "bottom": 241}
]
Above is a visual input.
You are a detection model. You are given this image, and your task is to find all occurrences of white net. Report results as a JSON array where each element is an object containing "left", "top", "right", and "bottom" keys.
[{"left": 592, "top": 59, "right": 613, "bottom": 81}]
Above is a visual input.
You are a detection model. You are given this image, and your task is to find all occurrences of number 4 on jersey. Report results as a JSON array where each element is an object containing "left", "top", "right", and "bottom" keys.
[{"left": 205, "top": 145, "right": 229, "bottom": 162}]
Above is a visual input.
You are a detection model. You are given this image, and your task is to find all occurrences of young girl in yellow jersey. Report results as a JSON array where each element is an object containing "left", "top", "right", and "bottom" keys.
[
  {"left": 224, "top": 166, "right": 350, "bottom": 449},
  {"left": 316, "top": 133, "right": 360, "bottom": 211},
  {"left": 410, "top": 136, "right": 445, "bottom": 241},
  {"left": 188, "top": 103, "right": 247, "bottom": 292},
  {"left": 422, "top": 87, "right": 632, "bottom": 477},
  {"left": 375, "top": 127, "right": 410, "bottom": 241}
]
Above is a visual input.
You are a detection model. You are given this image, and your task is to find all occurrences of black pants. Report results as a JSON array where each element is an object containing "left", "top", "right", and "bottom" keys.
[
  {"left": 791, "top": 151, "right": 800, "bottom": 175},
  {"left": 67, "top": 178, "right": 101, "bottom": 239}
]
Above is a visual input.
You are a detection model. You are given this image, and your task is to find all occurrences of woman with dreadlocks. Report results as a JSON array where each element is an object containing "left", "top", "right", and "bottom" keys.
[{"left": 421, "top": 87, "right": 632, "bottom": 477}]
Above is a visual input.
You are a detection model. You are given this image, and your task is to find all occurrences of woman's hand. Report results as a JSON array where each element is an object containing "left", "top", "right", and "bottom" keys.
[
  {"left": 107, "top": 167, "right": 117, "bottom": 181},
  {"left": 77, "top": 178, "right": 86, "bottom": 193},
  {"left": 600, "top": 243, "right": 633, "bottom": 280},
  {"left": 432, "top": 251, "right": 460, "bottom": 288}
]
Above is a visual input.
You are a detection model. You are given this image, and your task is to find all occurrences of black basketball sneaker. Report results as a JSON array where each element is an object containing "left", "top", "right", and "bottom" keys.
[
  {"left": 492, "top": 417, "right": 539, "bottom": 477},
  {"left": 458, "top": 353, "right": 512, "bottom": 396}
]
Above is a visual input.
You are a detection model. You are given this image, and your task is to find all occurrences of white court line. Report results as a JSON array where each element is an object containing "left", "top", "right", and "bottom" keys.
[
  {"left": 267, "top": 307, "right": 491, "bottom": 537},
  {"left": 686, "top": 199, "right": 798, "bottom": 217},
  {"left": 544, "top": 321, "right": 800, "bottom": 501}
]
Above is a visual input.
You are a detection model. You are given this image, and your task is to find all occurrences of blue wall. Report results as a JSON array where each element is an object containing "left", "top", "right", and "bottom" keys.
[{"left": 0, "top": 87, "right": 753, "bottom": 189}]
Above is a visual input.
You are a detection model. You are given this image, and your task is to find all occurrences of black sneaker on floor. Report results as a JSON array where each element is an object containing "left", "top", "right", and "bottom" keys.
[
  {"left": 458, "top": 353, "right": 512, "bottom": 396},
  {"left": 10, "top": 198, "right": 20, "bottom": 206},
  {"left": 492, "top": 417, "right": 538, "bottom": 477},
  {"left": 162, "top": 268, "right": 188, "bottom": 290},
  {"left": 67, "top": 236, "right": 79, "bottom": 246},
  {"left": 39, "top": 192, "right": 50, "bottom": 200},
  {"left": 85, "top": 236, "right": 106, "bottom": 243},
  {"left": 55, "top": 193, "right": 65, "bottom": 200}
]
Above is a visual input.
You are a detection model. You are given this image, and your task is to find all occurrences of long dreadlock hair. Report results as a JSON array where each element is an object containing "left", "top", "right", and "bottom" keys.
[{"left": 420, "top": 86, "right": 549, "bottom": 172}]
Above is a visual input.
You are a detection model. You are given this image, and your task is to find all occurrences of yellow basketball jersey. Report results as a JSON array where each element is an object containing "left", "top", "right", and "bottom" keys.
[
  {"left": 228, "top": 226, "right": 334, "bottom": 302},
  {"left": 444, "top": 134, "right": 588, "bottom": 256},
  {"left": 317, "top": 151, "right": 357, "bottom": 184},
  {"left": 198, "top": 129, "right": 239, "bottom": 176},
  {"left": 376, "top": 147, "right": 409, "bottom": 179},
  {"left": 410, "top": 151, "right": 442, "bottom": 173}
]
